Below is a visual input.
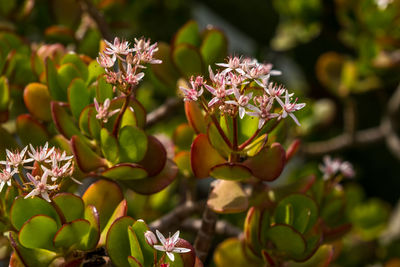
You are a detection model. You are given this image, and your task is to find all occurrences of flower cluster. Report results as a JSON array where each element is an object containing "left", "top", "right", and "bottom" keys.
[
  {"left": 319, "top": 155, "right": 355, "bottom": 180},
  {"left": 97, "top": 37, "right": 161, "bottom": 93},
  {"left": 179, "top": 56, "right": 305, "bottom": 128},
  {"left": 144, "top": 230, "right": 190, "bottom": 262},
  {"left": 0, "top": 143, "right": 75, "bottom": 202}
]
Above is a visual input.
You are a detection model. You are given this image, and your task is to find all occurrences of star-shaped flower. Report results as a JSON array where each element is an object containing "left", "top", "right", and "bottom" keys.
[
  {"left": 94, "top": 98, "right": 121, "bottom": 123},
  {"left": 28, "top": 142, "right": 55, "bottom": 163},
  {"left": 25, "top": 171, "right": 58, "bottom": 202},
  {"left": 275, "top": 90, "right": 305, "bottom": 126},
  {"left": 224, "top": 87, "right": 255, "bottom": 119},
  {"left": 0, "top": 163, "right": 16, "bottom": 192},
  {"left": 153, "top": 230, "right": 191, "bottom": 262},
  {"left": 0, "top": 147, "right": 33, "bottom": 168}
]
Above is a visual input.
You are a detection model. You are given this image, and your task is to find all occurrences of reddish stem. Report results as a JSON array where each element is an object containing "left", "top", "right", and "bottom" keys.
[
  {"left": 112, "top": 94, "right": 130, "bottom": 137},
  {"left": 238, "top": 128, "right": 262, "bottom": 150}
]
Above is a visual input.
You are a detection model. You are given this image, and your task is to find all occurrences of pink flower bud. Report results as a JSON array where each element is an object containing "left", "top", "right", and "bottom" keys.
[{"left": 145, "top": 231, "right": 158, "bottom": 246}]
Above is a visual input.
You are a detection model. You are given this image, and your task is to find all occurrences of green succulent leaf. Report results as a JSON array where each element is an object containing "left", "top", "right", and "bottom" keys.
[
  {"left": 87, "top": 60, "right": 105, "bottom": 86},
  {"left": 106, "top": 216, "right": 136, "bottom": 267},
  {"left": 172, "top": 43, "right": 203, "bottom": 77},
  {"left": 0, "top": 76, "right": 10, "bottom": 111},
  {"left": 53, "top": 193, "right": 84, "bottom": 222},
  {"left": 53, "top": 219, "right": 91, "bottom": 250},
  {"left": 150, "top": 42, "right": 180, "bottom": 89},
  {"left": 99, "top": 200, "right": 128, "bottom": 246},
  {"left": 173, "top": 20, "right": 201, "bottom": 47},
  {"left": 57, "top": 63, "right": 81, "bottom": 92},
  {"left": 200, "top": 29, "right": 227, "bottom": 68},
  {"left": 138, "top": 136, "right": 167, "bottom": 176},
  {"left": 82, "top": 179, "right": 124, "bottom": 233},
  {"left": 51, "top": 101, "right": 86, "bottom": 140},
  {"left": 265, "top": 224, "right": 306, "bottom": 259},
  {"left": 71, "top": 135, "right": 107, "bottom": 172},
  {"left": 173, "top": 123, "right": 195, "bottom": 151},
  {"left": 274, "top": 194, "right": 319, "bottom": 234},
  {"left": 10, "top": 197, "right": 60, "bottom": 230},
  {"left": 214, "top": 238, "right": 258, "bottom": 267},
  {"left": 102, "top": 163, "right": 148, "bottom": 181},
  {"left": 19, "top": 215, "right": 58, "bottom": 251},
  {"left": 128, "top": 226, "right": 144, "bottom": 264},
  {"left": 16, "top": 114, "right": 50, "bottom": 147},
  {"left": 7, "top": 231, "right": 58, "bottom": 267},
  {"left": 184, "top": 101, "right": 207, "bottom": 134},
  {"left": 68, "top": 78, "right": 91, "bottom": 119},
  {"left": 46, "top": 58, "right": 65, "bottom": 101},
  {"left": 96, "top": 75, "right": 113, "bottom": 102},
  {"left": 209, "top": 163, "right": 252, "bottom": 181},
  {"left": 100, "top": 128, "right": 119, "bottom": 163},
  {"left": 128, "top": 256, "right": 143, "bottom": 267},
  {"left": 174, "top": 151, "right": 192, "bottom": 177},
  {"left": 118, "top": 125, "right": 148, "bottom": 163},
  {"left": 130, "top": 220, "right": 154, "bottom": 266},
  {"left": 61, "top": 53, "right": 88, "bottom": 81},
  {"left": 81, "top": 205, "right": 100, "bottom": 250}
]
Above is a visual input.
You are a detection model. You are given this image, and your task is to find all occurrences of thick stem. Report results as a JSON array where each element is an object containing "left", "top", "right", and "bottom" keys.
[
  {"left": 238, "top": 128, "right": 262, "bottom": 150},
  {"left": 193, "top": 205, "right": 218, "bottom": 262},
  {"left": 112, "top": 94, "right": 130, "bottom": 137},
  {"left": 50, "top": 200, "right": 67, "bottom": 225}
]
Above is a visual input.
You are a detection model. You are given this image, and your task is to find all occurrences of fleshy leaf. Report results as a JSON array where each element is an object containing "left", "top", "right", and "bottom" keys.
[
  {"left": 51, "top": 101, "right": 86, "bottom": 140},
  {"left": 23, "top": 83, "right": 51, "bottom": 121},
  {"left": 118, "top": 125, "right": 148, "bottom": 163},
  {"left": 46, "top": 58, "right": 65, "bottom": 101},
  {"left": 173, "top": 123, "right": 195, "bottom": 151},
  {"left": 174, "top": 151, "right": 193, "bottom": 177},
  {"left": 10, "top": 197, "right": 60, "bottom": 230},
  {"left": 124, "top": 159, "right": 177, "bottom": 195},
  {"left": 274, "top": 194, "right": 318, "bottom": 234},
  {"left": 81, "top": 205, "right": 100, "bottom": 250},
  {"left": 214, "top": 238, "right": 257, "bottom": 267},
  {"left": 71, "top": 135, "right": 108, "bottom": 172},
  {"left": 16, "top": 114, "right": 49, "bottom": 147},
  {"left": 243, "top": 143, "right": 286, "bottom": 181},
  {"left": 184, "top": 101, "right": 207, "bottom": 134},
  {"left": 287, "top": 244, "right": 333, "bottom": 267},
  {"left": 61, "top": 53, "right": 88, "bottom": 81},
  {"left": 244, "top": 207, "right": 264, "bottom": 253},
  {"left": 57, "top": 63, "right": 81, "bottom": 92},
  {"left": 207, "top": 180, "right": 248, "bottom": 214},
  {"left": 0, "top": 75, "right": 10, "bottom": 111},
  {"left": 128, "top": 256, "right": 143, "bottom": 267},
  {"left": 53, "top": 219, "right": 90, "bottom": 250},
  {"left": 53, "top": 193, "right": 84, "bottom": 222},
  {"left": 7, "top": 231, "right": 58, "bottom": 267},
  {"left": 102, "top": 163, "right": 148, "bottom": 181},
  {"left": 207, "top": 122, "right": 231, "bottom": 158},
  {"left": 68, "top": 78, "right": 90, "bottom": 119},
  {"left": 191, "top": 134, "right": 225, "bottom": 178},
  {"left": 173, "top": 20, "right": 201, "bottom": 47},
  {"left": 150, "top": 42, "right": 180, "bottom": 88},
  {"left": 96, "top": 75, "right": 113, "bottom": 102},
  {"left": 106, "top": 216, "right": 136, "bottom": 267},
  {"left": 128, "top": 226, "right": 144, "bottom": 264},
  {"left": 138, "top": 136, "right": 167, "bottom": 176},
  {"left": 100, "top": 128, "right": 119, "bottom": 163},
  {"left": 130, "top": 220, "right": 154, "bottom": 266},
  {"left": 265, "top": 224, "right": 306, "bottom": 259},
  {"left": 200, "top": 29, "right": 227, "bottom": 67},
  {"left": 209, "top": 163, "right": 252, "bottom": 181},
  {"left": 82, "top": 179, "right": 124, "bottom": 233},
  {"left": 87, "top": 60, "right": 105, "bottom": 86},
  {"left": 172, "top": 43, "right": 203, "bottom": 77},
  {"left": 18, "top": 215, "right": 58, "bottom": 251}
]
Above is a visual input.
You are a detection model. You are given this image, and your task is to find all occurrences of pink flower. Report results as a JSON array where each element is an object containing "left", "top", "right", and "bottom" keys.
[
  {"left": 0, "top": 163, "right": 16, "bottom": 192},
  {"left": 0, "top": 147, "right": 33, "bottom": 168},
  {"left": 216, "top": 56, "right": 246, "bottom": 76},
  {"left": 319, "top": 156, "right": 355, "bottom": 180},
  {"left": 97, "top": 53, "right": 115, "bottom": 68},
  {"left": 180, "top": 76, "right": 204, "bottom": 101},
  {"left": 28, "top": 142, "right": 55, "bottom": 163},
  {"left": 275, "top": 90, "right": 305, "bottom": 126},
  {"left": 104, "top": 37, "right": 134, "bottom": 61},
  {"left": 25, "top": 171, "right": 58, "bottom": 202},
  {"left": 144, "top": 231, "right": 158, "bottom": 246},
  {"left": 124, "top": 64, "right": 145, "bottom": 85},
  {"left": 204, "top": 81, "right": 234, "bottom": 107},
  {"left": 153, "top": 230, "right": 191, "bottom": 262},
  {"left": 247, "top": 98, "right": 279, "bottom": 129},
  {"left": 224, "top": 88, "right": 255, "bottom": 119},
  {"left": 94, "top": 98, "right": 121, "bottom": 123}
]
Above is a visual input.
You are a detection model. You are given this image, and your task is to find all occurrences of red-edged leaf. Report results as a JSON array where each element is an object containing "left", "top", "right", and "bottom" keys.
[
  {"left": 102, "top": 163, "right": 148, "bottom": 181},
  {"left": 23, "top": 83, "right": 52, "bottom": 121},
  {"left": 243, "top": 143, "right": 286, "bottom": 181},
  {"left": 207, "top": 180, "right": 248, "bottom": 214},
  {"left": 191, "top": 134, "right": 225, "bottom": 178},
  {"left": 184, "top": 101, "right": 206, "bottom": 134},
  {"left": 124, "top": 159, "right": 177, "bottom": 195},
  {"left": 71, "top": 135, "right": 108, "bottom": 172},
  {"left": 138, "top": 136, "right": 167, "bottom": 176},
  {"left": 16, "top": 114, "right": 49, "bottom": 146},
  {"left": 209, "top": 163, "right": 252, "bottom": 181}
]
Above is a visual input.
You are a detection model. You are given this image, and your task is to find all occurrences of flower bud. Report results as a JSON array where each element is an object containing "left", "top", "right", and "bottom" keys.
[{"left": 144, "top": 231, "right": 157, "bottom": 246}]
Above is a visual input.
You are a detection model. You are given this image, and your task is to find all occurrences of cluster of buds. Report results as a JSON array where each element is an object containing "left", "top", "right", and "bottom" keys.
[
  {"left": 144, "top": 229, "right": 190, "bottom": 262},
  {"left": 0, "top": 143, "right": 76, "bottom": 202},
  {"left": 97, "top": 37, "right": 161, "bottom": 95},
  {"left": 179, "top": 56, "right": 305, "bottom": 128},
  {"left": 319, "top": 155, "right": 355, "bottom": 181}
]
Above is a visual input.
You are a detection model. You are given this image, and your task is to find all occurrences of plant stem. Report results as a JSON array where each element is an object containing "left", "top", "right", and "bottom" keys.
[
  {"left": 112, "top": 94, "right": 130, "bottom": 137},
  {"left": 50, "top": 200, "right": 67, "bottom": 225},
  {"left": 193, "top": 204, "right": 218, "bottom": 262},
  {"left": 210, "top": 115, "right": 233, "bottom": 148},
  {"left": 238, "top": 128, "right": 262, "bottom": 150}
]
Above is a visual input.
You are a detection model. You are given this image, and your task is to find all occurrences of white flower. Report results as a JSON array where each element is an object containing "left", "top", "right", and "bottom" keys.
[
  {"left": 246, "top": 97, "right": 279, "bottom": 129},
  {"left": 97, "top": 52, "right": 115, "bottom": 68},
  {"left": 275, "top": 90, "right": 305, "bottom": 126},
  {"left": 25, "top": 171, "right": 58, "bottom": 202},
  {"left": 153, "top": 230, "right": 191, "bottom": 262},
  {"left": 0, "top": 163, "right": 16, "bottom": 192},
  {"left": 0, "top": 147, "right": 33, "bottom": 168},
  {"left": 216, "top": 56, "right": 246, "bottom": 76},
  {"left": 94, "top": 98, "right": 121, "bottom": 123},
  {"left": 319, "top": 155, "right": 341, "bottom": 180},
  {"left": 224, "top": 87, "right": 255, "bottom": 119},
  {"left": 28, "top": 142, "right": 55, "bottom": 163},
  {"left": 104, "top": 37, "right": 134, "bottom": 61}
]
